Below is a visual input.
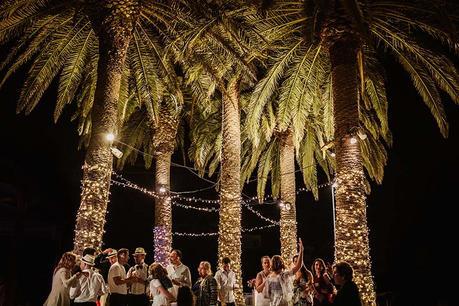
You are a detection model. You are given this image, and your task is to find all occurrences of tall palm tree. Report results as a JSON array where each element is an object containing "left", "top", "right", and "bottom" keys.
[
  {"left": 0, "top": 0, "right": 186, "bottom": 253},
  {"left": 246, "top": 1, "right": 459, "bottom": 304},
  {"left": 118, "top": 90, "right": 183, "bottom": 265}
]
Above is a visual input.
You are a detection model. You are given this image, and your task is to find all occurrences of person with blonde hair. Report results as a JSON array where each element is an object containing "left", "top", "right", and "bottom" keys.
[
  {"left": 260, "top": 239, "right": 304, "bottom": 306},
  {"left": 44, "top": 252, "right": 84, "bottom": 306},
  {"left": 254, "top": 256, "right": 271, "bottom": 306},
  {"left": 192, "top": 261, "right": 217, "bottom": 306},
  {"left": 149, "top": 262, "right": 175, "bottom": 306}
]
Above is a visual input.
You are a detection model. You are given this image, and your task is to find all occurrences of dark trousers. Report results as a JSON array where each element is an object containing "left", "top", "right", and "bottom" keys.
[
  {"left": 218, "top": 302, "right": 236, "bottom": 306},
  {"left": 74, "top": 302, "right": 97, "bottom": 306},
  {"left": 109, "top": 293, "right": 128, "bottom": 306},
  {"left": 128, "top": 294, "right": 149, "bottom": 306}
]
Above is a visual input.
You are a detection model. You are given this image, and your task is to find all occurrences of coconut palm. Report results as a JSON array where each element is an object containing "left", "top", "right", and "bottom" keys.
[
  {"left": 246, "top": 1, "right": 459, "bottom": 304},
  {"left": 0, "top": 0, "right": 188, "bottom": 253}
]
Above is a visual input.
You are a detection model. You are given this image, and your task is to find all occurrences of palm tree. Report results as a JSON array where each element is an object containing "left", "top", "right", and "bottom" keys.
[
  {"left": 0, "top": 0, "right": 186, "bottom": 253},
  {"left": 246, "top": 1, "right": 459, "bottom": 304}
]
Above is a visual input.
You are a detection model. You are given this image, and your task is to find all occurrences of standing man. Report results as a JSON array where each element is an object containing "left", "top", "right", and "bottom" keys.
[
  {"left": 107, "top": 249, "right": 134, "bottom": 306},
  {"left": 126, "top": 247, "right": 149, "bottom": 306},
  {"left": 214, "top": 257, "right": 237, "bottom": 306},
  {"left": 193, "top": 261, "right": 217, "bottom": 306},
  {"left": 166, "top": 249, "right": 192, "bottom": 298},
  {"left": 70, "top": 255, "right": 107, "bottom": 306},
  {"left": 331, "top": 262, "right": 362, "bottom": 306}
]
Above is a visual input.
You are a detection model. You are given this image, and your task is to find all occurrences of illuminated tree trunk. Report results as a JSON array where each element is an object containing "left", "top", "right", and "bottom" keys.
[
  {"left": 218, "top": 78, "right": 244, "bottom": 305},
  {"left": 327, "top": 29, "right": 376, "bottom": 305},
  {"left": 279, "top": 129, "right": 297, "bottom": 265},
  {"left": 152, "top": 97, "right": 180, "bottom": 265},
  {"left": 154, "top": 152, "right": 173, "bottom": 265},
  {"left": 73, "top": 0, "right": 139, "bottom": 254}
]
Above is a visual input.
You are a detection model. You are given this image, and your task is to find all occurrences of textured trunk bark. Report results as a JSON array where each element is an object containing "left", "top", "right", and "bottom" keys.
[
  {"left": 73, "top": 0, "right": 138, "bottom": 254},
  {"left": 279, "top": 129, "right": 297, "bottom": 265},
  {"left": 154, "top": 152, "right": 173, "bottom": 265},
  {"left": 218, "top": 78, "right": 245, "bottom": 305},
  {"left": 330, "top": 38, "right": 376, "bottom": 305}
]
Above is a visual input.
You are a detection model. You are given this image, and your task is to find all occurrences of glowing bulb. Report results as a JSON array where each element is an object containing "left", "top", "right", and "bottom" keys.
[
  {"left": 159, "top": 186, "right": 167, "bottom": 194},
  {"left": 332, "top": 182, "right": 338, "bottom": 188},
  {"left": 106, "top": 133, "right": 115, "bottom": 142},
  {"left": 285, "top": 203, "right": 291, "bottom": 211},
  {"left": 330, "top": 152, "right": 336, "bottom": 157},
  {"left": 350, "top": 137, "right": 357, "bottom": 144}
]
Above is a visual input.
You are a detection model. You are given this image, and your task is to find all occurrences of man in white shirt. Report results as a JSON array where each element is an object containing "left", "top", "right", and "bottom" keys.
[
  {"left": 107, "top": 248, "right": 135, "bottom": 306},
  {"left": 214, "top": 257, "right": 237, "bottom": 306},
  {"left": 126, "top": 247, "right": 149, "bottom": 306},
  {"left": 166, "top": 249, "right": 192, "bottom": 298},
  {"left": 70, "top": 254, "right": 107, "bottom": 306}
]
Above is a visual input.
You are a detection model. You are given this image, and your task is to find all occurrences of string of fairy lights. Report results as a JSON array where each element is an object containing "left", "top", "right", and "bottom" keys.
[{"left": 110, "top": 171, "right": 335, "bottom": 235}]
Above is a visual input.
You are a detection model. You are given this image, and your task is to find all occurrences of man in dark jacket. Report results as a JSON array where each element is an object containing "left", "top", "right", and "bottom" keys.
[{"left": 331, "top": 262, "right": 362, "bottom": 306}]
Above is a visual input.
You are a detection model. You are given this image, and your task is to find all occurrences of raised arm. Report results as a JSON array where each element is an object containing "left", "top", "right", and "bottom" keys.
[{"left": 291, "top": 238, "right": 304, "bottom": 275}]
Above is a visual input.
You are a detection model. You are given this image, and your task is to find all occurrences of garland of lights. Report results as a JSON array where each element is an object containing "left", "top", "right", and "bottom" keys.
[
  {"left": 112, "top": 172, "right": 332, "bottom": 205},
  {"left": 112, "top": 178, "right": 280, "bottom": 225},
  {"left": 173, "top": 224, "right": 277, "bottom": 237}
]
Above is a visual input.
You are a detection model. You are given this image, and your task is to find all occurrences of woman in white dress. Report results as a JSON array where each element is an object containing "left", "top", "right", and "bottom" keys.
[
  {"left": 44, "top": 252, "right": 83, "bottom": 306},
  {"left": 149, "top": 263, "right": 175, "bottom": 306},
  {"left": 254, "top": 256, "right": 271, "bottom": 306},
  {"left": 260, "top": 239, "right": 304, "bottom": 306}
]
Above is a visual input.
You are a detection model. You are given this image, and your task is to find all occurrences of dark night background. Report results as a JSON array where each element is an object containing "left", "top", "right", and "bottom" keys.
[{"left": 0, "top": 54, "right": 457, "bottom": 306}]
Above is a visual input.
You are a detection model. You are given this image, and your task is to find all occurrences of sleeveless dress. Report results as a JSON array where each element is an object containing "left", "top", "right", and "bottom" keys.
[{"left": 254, "top": 271, "right": 270, "bottom": 306}]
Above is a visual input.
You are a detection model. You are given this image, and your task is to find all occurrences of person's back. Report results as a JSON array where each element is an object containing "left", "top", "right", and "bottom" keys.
[{"left": 331, "top": 262, "right": 362, "bottom": 306}]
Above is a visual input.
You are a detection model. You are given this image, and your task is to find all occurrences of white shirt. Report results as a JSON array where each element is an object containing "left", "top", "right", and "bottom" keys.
[
  {"left": 108, "top": 262, "right": 127, "bottom": 294},
  {"left": 214, "top": 269, "right": 237, "bottom": 303},
  {"left": 70, "top": 269, "right": 107, "bottom": 303},
  {"left": 127, "top": 263, "right": 149, "bottom": 295},
  {"left": 166, "top": 263, "right": 192, "bottom": 298}
]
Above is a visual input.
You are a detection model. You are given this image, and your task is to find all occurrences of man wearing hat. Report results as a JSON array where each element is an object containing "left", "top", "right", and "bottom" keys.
[
  {"left": 126, "top": 247, "right": 150, "bottom": 306},
  {"left": 70, "top": 255, "right": 107, "bottom": 306}
]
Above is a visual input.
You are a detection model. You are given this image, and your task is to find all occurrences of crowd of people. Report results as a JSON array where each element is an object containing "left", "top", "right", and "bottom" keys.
[{"left": 43, "top": 239, "right": 363, "bottom": 306}]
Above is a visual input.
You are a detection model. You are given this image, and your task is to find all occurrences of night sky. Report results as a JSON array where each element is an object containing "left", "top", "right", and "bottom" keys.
[{"left": 0, "top": 57, "right": 457, "bottom": 306}]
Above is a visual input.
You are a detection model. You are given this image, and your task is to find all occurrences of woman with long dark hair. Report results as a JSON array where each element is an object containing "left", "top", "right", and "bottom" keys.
[
  {"left": 44, "top": 252, "right": 83, "bottom": 306},
  {"left": 311, "top": 259, "right": 334, "bottom": 306}
]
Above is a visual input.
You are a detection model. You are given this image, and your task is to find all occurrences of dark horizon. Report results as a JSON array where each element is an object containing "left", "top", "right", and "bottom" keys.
[{"left": 0, "top": 55, "right": 457, "bottom": 306}]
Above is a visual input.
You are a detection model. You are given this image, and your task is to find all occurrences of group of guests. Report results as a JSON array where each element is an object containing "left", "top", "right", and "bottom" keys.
[
  {"left": 43, "top": 246, "right": 237, "bottom": 306},
  {"left": 250, "top": 239, "right": 362, "bottom": 306},
  {"left": 43, "top": 239, "right": 362, "bottom": 306}
]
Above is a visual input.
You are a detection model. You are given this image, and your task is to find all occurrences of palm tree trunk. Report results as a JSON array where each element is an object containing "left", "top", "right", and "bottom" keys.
[
  {"left": 154, "top": 152, "right": 173, "bottom": 265},
  {"left": 329, "top": 38, "right": 376, "bottom": 305},
  {"left": 279, "top": 129, "right": 297, "bottom": 265},
  {"left": 219, "top": 78, "right": 245, "bottom": 305},
  {"left": 73, "top": 0, "right": 138, "bottom": 254}
]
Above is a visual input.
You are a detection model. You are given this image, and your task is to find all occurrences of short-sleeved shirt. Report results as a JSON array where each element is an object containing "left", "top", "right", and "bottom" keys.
[
  {"left": 214, "top": 269, "right": 236, "bottom": 303},
  {"left": 108, "top": 262, "right": 127, "bottom": 294}
]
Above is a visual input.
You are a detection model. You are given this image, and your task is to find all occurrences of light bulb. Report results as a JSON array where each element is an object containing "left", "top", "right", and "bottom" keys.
[
  {"left": 350, "top": 137, "right": 357, "bottom": 144},
  {"left": 159, "top": 186, "right": 167, "bottom": 194},
  {"left": 106, "top": 133, "right": 115, "bottom": 142}
]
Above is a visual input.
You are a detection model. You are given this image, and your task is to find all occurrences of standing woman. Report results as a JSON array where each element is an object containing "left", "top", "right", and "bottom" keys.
[
  {"left": 311, "top": 259, "right": 334, "bottom": 306},
  {"left": 44, "top": 252, "right": 83, "bottom": 306},
  {"left": 149, "top": 263, "right": 175, "bottom": 306},
  {"left": 292, "top": 266, "right": 314, "bottom": 306},
  {"left": 260, "top": 239, "right": 304, "bottom": 306},
  {"left": 254, "top": 256, "right": 271, "bottom": 306}
]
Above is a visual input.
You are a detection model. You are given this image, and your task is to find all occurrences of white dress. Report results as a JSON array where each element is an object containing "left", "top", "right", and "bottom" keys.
[
  {"left": 43, "top": 268, "right": 78, "bottom": 306},
  {"left": 255, "top": 271, "right": 270, "bottom": 306},
  {"left": 150, "top": 278, "right": 173, "bottom": 306},
  {"left": 263, "top": 271, "right": 294, "bottom": 306}
]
